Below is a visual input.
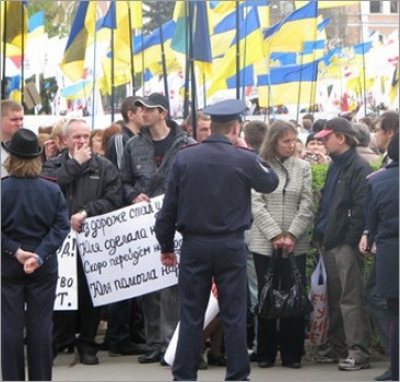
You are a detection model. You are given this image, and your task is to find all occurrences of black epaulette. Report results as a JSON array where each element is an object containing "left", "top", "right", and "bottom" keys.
[
  {"left": 180, "top": 142, "right": 200, "bottom": 150},
  {"left": 40, "top": 175, "right": 58, "bottom": 183}
]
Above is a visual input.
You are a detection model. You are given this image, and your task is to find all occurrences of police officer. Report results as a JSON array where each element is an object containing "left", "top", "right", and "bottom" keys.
[{"left": 155, "top": 99, "right": 279, "bottom": 381}]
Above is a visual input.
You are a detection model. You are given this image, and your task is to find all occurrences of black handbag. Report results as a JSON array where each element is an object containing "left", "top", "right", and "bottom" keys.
[{"left": 258, "top": 250, "right": 313, "bottom": 320}]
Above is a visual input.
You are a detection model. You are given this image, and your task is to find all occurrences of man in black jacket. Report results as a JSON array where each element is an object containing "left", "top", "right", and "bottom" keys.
[
  {"left": 313, "top": 118, "right": 373, "bottom": 371},
  {"left": 42, "top": 119, "right": 123, "bottom": 365}
]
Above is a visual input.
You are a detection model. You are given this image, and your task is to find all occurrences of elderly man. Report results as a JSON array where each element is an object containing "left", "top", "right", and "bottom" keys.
[{"left": 42, "top": 119, "right": 124, "bottom": 365}]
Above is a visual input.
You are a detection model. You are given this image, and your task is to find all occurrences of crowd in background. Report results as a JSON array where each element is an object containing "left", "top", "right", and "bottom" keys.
[{"left": 1, "top": 96, "right": 398, "bottom": 381}]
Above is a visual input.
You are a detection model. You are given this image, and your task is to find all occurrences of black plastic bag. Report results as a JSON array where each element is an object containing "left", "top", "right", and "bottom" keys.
[{"left": 258, "top": 251, "right": 313, "bottom": 320}]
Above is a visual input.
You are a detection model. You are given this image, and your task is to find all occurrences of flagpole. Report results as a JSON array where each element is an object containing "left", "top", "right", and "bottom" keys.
[
  {"left": 1, "top": 3, "right": 8, "bottom": 99},
  {"left": 21, "top": 3, "right": 26, "bottom": 106},
  {"left": 182, "top": 1, "right": 190, "bottom": 120},
  {"left": 91, "top": 29, "right": 98, "bottom": 129},
  {"left": 111, "top": 23, "right": 115, "bottom": 122},
  {"left": 235, "top": 0, "right": 240, "bottom": 100},
  {"left": 157, "top": 2, "right": 169, "bottom": 110},
  {"left": 188, "top": 1, "right": 197, "bottom": 139},
  {"left": 360, "top": 29, "right": 367, "bottom": 116},
  {"left": 127, "top": 1, "right": 136, "bottom": 94}
]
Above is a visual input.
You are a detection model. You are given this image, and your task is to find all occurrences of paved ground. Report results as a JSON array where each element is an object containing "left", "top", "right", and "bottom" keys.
[{"left": 52, "top": 350, "right": 389, "bottom": 382}]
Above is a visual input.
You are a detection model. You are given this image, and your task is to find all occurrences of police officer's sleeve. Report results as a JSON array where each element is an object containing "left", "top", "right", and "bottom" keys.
[
  {"left": 246, "top": 155, "right": 279, "bottom": 194},
  {"left": 154, "top": 165, "right": 179, "bottom": 253}
]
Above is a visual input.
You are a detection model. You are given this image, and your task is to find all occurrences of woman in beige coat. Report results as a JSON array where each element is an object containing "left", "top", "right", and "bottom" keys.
[{"left": 249, "top": 120, "right": 313, "bottom": 369}]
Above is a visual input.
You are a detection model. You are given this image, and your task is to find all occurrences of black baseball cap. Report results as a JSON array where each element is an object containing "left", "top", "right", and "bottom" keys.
[
  {"left": 135, "top": 93, "right": 168, "bottom": 111},
  {"left": 314, "top": 117, "right": 355, "bottom": 139}
]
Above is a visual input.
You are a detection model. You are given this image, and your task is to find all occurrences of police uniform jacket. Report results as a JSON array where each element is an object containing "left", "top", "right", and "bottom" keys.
[
  {"left": 1, "top": 176, "right": 70, "bottom": 273},
  {"left": 42, "top": 149, "right": 123, "bottom": 217},
  {"left": 249, "top": 156, "right": 313, "bottom": 256},
  {"left": 365, "top": 161, "right": 399, "bottom": 299},
  {"left": 155, "top": 135, "right": 279, "bottom": 252},
  {"left": 121, "top": 120, "right": 195, "bottom": 204}
]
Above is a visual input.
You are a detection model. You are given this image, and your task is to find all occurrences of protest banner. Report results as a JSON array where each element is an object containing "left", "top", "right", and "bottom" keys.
[
  {"left": 54, "top": 231, "right": 78, "bottom": 310},
  {"left": 76, "top": 195, "right": 181, "bottom": 307}
]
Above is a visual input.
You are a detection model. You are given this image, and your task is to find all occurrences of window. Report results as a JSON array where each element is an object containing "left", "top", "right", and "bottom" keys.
[
  {"left": 370, "top": 1, "right": 381, "bottom": 13},
  {"left": 390, "top": 1, "right": 399, "bottom": 13}
]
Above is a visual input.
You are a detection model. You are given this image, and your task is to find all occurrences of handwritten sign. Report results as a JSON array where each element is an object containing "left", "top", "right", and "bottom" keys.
[
  {"left": 54, "top": 232, "right": 78, "bottom": 310},
  {"left": 76, "top": 195, "right": 181, "bottom": 307}
]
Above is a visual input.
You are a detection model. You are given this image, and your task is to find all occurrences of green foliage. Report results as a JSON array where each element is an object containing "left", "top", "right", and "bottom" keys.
[{"left": 27, "top": 0, "right": 71, "bottom": 38}]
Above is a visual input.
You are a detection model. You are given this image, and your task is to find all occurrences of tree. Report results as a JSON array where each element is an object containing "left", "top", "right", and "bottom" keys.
[{"left": 26, "top": 0, "right": 72, "bottom": 38}]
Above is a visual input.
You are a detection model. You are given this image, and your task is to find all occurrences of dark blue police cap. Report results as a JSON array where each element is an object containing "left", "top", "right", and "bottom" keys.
[{"left": 203, "top": 99, "right": 247, "bottom": 123}]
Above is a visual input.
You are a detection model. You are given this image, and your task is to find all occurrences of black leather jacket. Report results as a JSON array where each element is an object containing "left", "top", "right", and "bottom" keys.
[{"left": 42, "top": 149, "right": 123, "bottom": 217}]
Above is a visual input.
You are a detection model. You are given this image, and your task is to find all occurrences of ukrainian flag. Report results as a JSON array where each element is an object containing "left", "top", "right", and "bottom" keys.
[
  {"left": 60, "top": 1, "right": 98, "bottom": 82},
  {"left": 257, "top": 60, "right": 320, "bottom": 106},
  {"left": 264, "top": 1, "right": 318, "bottom": 53}
]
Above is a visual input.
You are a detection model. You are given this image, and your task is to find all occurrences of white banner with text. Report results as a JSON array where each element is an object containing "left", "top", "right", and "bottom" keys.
[{"left": 75, "top": 195, "right": 181, "bottom": 307}]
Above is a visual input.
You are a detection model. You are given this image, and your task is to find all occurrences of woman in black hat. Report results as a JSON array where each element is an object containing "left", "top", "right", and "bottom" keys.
[{"left": 1, "top": 129, "right": 70, "bottom": 381}]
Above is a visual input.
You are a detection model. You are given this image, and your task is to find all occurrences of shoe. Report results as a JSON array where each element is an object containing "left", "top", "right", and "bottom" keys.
[
  {"left": 160, "top": 354, "right": 168, "bottom": 366},
  {"left": 99, "top": 341, "right": 109, "bottom": 351},
  {"left": 109, "top": 343, "right": 148, "bottom": 357},
  {"left": 375, "top": 368, "right": 392, "bottom": 381},
  {"left": 258, "top": 360, "right": 275, "bottom": 368},
  {"left": 315, "top": 347, "right": 346, "bottom": 363},
  {"left": 197, "top": 356, "right": 208, "bottom": 370},
  {"left": 338, "top": 357, "right": 370, "bottom": 371},
  {"left": 207, "top": 352, "right": 226, "bottom": 367},
  {"left": 282, "top": 361, "right": 301, "bottom": 369},
  {"left": 138, "top": 348, "right": 162, "bottom": 364},
  {"left": 80, "top": 353, "right": 99, "bottom": 365},
  {"left": 249, "top": 352, "right": 259, "bottom": 362}
]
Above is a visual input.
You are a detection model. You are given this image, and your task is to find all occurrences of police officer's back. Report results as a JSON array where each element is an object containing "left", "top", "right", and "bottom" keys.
[{"left": 155, "top": 99, "right": 278, "bottom": 381}]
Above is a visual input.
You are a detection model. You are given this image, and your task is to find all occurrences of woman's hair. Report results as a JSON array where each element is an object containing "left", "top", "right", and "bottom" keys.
[
  {"left": 4, "top": 155, "right": 42, "bottom": 178},
  {"left": 102, "top": 123, "right": 122, "bottom": 152},
  {"left": 259, "top": 120, "right": 297, "bottom": 162}
]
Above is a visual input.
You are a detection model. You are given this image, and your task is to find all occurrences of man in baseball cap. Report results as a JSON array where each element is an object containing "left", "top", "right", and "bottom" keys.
[
  {"left": 314, "top": 117, "right": 359, "bottom": 146},
  {"left": 135, "top": 93, "right": 169, "bottom": 112}
]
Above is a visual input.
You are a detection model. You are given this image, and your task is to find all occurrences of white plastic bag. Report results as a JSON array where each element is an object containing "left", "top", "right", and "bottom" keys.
[{"left": 309, "top": 254, "right": 329, "bottom": 345}]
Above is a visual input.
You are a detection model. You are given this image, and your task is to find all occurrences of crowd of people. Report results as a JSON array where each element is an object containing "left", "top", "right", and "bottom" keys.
[{"left": 1, "top": 96, "right": 398, "bottom": 381}]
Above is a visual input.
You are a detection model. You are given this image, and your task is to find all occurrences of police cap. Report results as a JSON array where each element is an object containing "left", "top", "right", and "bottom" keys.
[{"left": 203, "top": 99, "right": 247, "bottom": 123}]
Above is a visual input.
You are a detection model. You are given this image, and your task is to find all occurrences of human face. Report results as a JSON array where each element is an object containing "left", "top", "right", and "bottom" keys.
[
  {"left": 306, "top": 139, "right": 327, "bottom": 154},
  {"left": 196, "top": 119, "right": 211, "bottom": 143},
  {"left": 91, "top": 132, "right": 104, "bottom": 155},
  {"left": 1, "top": 109, "right": 24, "bottom": 141},
  {"left": 321, "top": 132, "right": 346, "bottom": 156},
  {"left": 129, "top": 107, "right": 144, "bottom": 127},
  {"left": 293, "top": 140, "right": 304, "bottom": 158},
  {"left": 276, "top": 130, "right": 297, "bottom": 160},
  {"left": 141, "top": 107, "right": 166, "bottom": 127},
  {"left": 65, "top": 121, "right": 91, "bottom": 153},
  {"left": 374, "top": 120, "right": 394, "bottom": 152}
]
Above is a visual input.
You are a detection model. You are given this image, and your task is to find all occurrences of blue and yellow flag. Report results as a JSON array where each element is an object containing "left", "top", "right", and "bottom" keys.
[
  {"left": 1, "top": 1, "right": 28, "bottom": 57},
  {"left": 295, "top": 1, "right": 360, "bottom": 9},
  {"left": 28, "top": 11, "right": 45, "bottom": 38},
  {"left": 132, "top": 20, "right": 178, "bottom": 75},
  {"left": 171, "top": 1, "right": 213, "bottom": 77},
  {"left": 60, "top": 1, "right": 98, "bottom": 82},
  {"left": 264, "top": 1, "right": 318, "bottom": 53},
  {"left": 257, "top": 60, "right": 319, "bottom": 107},
  {"left": 208, "top": 6, "right": 265, "bottom": 96}
]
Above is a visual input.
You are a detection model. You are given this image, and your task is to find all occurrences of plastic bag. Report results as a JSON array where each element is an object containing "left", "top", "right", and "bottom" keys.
[
  {"left": 258, "top": 251, "right": 313, "bottom": 320},
  {"left": 309, "top": 254, "right": 329, "bottom": 345}
]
